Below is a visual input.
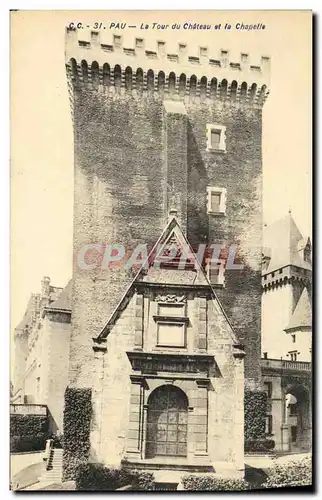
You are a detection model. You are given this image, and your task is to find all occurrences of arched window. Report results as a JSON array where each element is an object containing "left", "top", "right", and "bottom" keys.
[
  {"left": 259, "top": 84, "right": 267, "bottom": 100},
  {"left": 136, "top": 68, "right": 143, "bottom": 94},
  {"left": 210, "top": 78, "right": 217, "bottom": 100},
  {"left": 91, "top": 61, "right": 99, "bottom": 89},
  {"left": 146, "top": 385, "right": 188, "bottom": 458},
  {"left": 190, "top": 75, "right": 197, "bottom": 96},
  {"left": 147, "top": 69, "right": 154, "bottom": 93},
  {"left": 169, "top": 72, "right": 176, "bottom": 94},
  {"left": 249, "top": 83, "right": 257, "bottom": 101},
  {"left": 125, "top": 66, "right": 132, "bottom": 91},
  {"left": 103, "top": 63, "right": 110, "bottom": 87},
  {"left": 81, "top": 60, "right": 88, "bottom": 83},
  {"left": 114, "top": 65, "right": 121, "bottom": 90},
  {"left": 158, "top": 71, "right": 165, "bottom": 95},
  {"left": 240, "top": 81, "right": 248, "bottom": 98},
  {"left": 220, "top": 79, "right": 227, "bottom": 99},
  {"left": 230, "top": 80, "right": 238, "bottom": 101},
  {"left": 69, "top": 58, "right": 78, "bottom": 82},
  {"left": 179, "top": 73, "right": 186, "bottom": 97},
  {"left": 200, "top": 76, "right": 207, "bottom": 99}
]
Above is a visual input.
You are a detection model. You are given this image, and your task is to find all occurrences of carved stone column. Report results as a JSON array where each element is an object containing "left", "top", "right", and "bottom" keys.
[
  {"left": 197, "top": 297, "right": 207, "bottom": 351},
  {"left": 90, "top": 343, "right": 107, "bottom": 461},
  {"left": 125, "top": 375, "right": 144, "bottom": 459},
  {"left": 193, "top": 379, "right": 209, "bottom": 460},
  {"left": 134, "top": 293, "right": 144, "bottom": 350}
]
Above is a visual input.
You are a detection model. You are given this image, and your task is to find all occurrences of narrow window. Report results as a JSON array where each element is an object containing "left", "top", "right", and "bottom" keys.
[
  {"left": 265, "top": 415, "right": 273, "bottom": 435},
  {"left": 207, "top": 187, "right": 227, "bottom": 215},
  {"left": 206, "top": 124, "right": 226, "bottom": 152},
  {"left": 263, "top": 381, "right": 272, "bottom": 398}
]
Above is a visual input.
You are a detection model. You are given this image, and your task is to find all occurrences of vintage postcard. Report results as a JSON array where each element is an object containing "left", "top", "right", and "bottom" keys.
[{"left": 10, "top": 10, "right": 312, "bottom": 491}]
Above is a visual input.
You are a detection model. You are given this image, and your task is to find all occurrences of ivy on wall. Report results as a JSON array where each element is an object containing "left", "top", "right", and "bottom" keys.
[
  {"left": 10, "top": 414, "right": 48, "bottom": 452},
  {"left": 62, "top": 387, "right": 92, "bottom": 481},
  {"left": 244, "top": 390, "right": 275, "bottom": 452}
]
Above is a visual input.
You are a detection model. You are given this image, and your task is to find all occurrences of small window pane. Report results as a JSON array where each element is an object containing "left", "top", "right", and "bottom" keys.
[
  {"left": 211, "top": 193, "right": 221, "bottom": 212},
  {"left": 211, "top": 130, "right": 221, "bottom": 148},
  {"left": 157, "top": 323, "right": 185, "bottom": 346}
]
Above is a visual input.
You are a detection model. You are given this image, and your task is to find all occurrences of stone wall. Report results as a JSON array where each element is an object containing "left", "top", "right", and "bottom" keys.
[
  {"left": 90, "top": 289, "right": 244, "bottom": 476},
  {"left": 70, "top": 88, "right": 263, "bottom": 390}
]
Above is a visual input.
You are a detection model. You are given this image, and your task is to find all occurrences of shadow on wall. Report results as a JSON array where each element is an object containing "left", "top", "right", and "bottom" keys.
[{"left": 187, "top": 120, "right": 209, "bottom": 250}]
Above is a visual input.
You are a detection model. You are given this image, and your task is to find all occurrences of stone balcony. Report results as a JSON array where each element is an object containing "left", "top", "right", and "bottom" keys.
[
  {"left": 261, "top": 358, "right": 311, "bottom": 373},
  {"left": 10, "top": 404, "right": 47, "bottom": 416}
]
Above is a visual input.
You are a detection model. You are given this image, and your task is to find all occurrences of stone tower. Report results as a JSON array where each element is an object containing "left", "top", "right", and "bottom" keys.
[
  {"left": 262, "top": 213, "right": 312, "bottom": 360},
  {"left": 65, "top": 28, "right": 270, "bottom": 393}
]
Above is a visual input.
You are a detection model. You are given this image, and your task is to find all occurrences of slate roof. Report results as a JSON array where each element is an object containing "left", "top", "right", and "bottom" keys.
[
  {"left": 46, "top": 280, "right": 72, "bottom": 312},
  {"left": 263, "top": 213, "right": 311, "bottom": 273},
  {"left": 285, "top": 287, "right": 312, "bottom": 331}
]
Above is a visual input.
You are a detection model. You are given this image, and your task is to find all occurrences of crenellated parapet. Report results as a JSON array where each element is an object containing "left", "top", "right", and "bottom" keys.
[{"left": 65, "top": 27, "right": 270, "bottom": 108}]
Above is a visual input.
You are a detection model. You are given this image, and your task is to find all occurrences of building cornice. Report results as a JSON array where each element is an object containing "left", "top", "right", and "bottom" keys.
[{"left": 65, "top": 28, "right": 270, "bottom": 109}]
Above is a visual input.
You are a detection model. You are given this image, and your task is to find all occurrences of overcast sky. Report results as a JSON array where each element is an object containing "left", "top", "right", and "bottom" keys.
[{"left": 11, "top": 10, "right": 312, "bottom": 330}]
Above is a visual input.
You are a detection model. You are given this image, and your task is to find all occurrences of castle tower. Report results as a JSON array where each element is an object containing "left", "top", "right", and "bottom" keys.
[
  {"left": 63, "top": 28, "right": 271, "bottom": 479},
  {"left": 65, "top": 28, "right": 270, "bottom": 388},
  {"left": 262, "top": 213, "right": 312, "bottom": 360}
]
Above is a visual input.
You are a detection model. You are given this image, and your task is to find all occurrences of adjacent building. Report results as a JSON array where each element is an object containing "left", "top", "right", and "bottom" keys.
[
  {"left": 261, "top": 213, "right": 312, "bottom": 453},
  {"left": 12, "top": 277, "right": 72, "bottom": 433}
]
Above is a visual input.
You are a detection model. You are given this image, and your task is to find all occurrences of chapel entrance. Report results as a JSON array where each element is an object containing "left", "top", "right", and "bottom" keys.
[{"left": 146, "top": 385, "right": 188, "bottom": 459}]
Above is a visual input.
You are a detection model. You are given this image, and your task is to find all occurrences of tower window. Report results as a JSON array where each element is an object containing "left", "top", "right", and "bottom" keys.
[
  {"left": 200, "top": 46, "right": 208, "bottom": 57},
  {"left": 135, "top": 38, "right": 144, "bottom": 48},
  {"left": 206, "top": 124, "right": 226, "bottom": 152},
  {"left": 206, "top": 259, "right": 225, "bottom": 287},
  {"left": 292, "top": 334, "right": 296, "bottom": 343},
  {"left": 113, "top": 34, "right": 122, "bottom": 46},
  {"left": 288, "top": 351, "right": 298, "bottom": 361},
  {"left": 207, "top": 187, "right": 227, "bottom": 215}
]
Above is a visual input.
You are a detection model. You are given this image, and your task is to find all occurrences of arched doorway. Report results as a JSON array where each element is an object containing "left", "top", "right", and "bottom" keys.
[
  {"left": 284, "top": 383, "right": 311, "bottom": 452},
  {"left": 146, "top": 385, "right": 188, "bottom": 459}
]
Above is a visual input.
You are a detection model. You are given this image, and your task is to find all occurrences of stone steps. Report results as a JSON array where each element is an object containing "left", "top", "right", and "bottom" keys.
[{"left": 40, "top": 449, "right": 63, "bottom": 483}]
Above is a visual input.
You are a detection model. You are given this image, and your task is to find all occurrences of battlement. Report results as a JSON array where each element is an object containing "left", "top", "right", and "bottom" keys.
[{"left": 65, "top": 27, "right": 270, "bottom": 107}]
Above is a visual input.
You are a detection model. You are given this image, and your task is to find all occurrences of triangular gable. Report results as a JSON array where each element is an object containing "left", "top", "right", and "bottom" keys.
[{"left": 94, "top": 216, "right": 238, "bottom": 344}]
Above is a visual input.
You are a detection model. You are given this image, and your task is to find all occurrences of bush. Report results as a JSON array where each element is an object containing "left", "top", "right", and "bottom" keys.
[
  {"left": 62, "top": 388, "right": 92, "bottom": 481},
  {"left": 245, "top": 438, "right": 275, "bottom": 452},
  {"left": 75, "top": 463, "right": 155, "bottom": 491},
  {"left": 10, "top": 414, "right": 48, "bottom": 452},
  {"left": 262, "top": 457, "right": 312, "bottom": 489},
  {"left": 244, "top": 390, "right": 267, "bottom": 440},
  {"left": 181, "top": 474, "right": 249, "bottom": 491},
  {"left": 10, "top": 433, "right": 46, "bottom": 453}
]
